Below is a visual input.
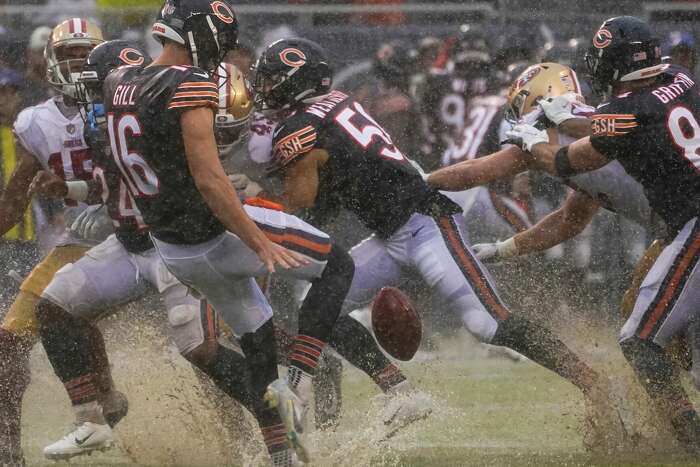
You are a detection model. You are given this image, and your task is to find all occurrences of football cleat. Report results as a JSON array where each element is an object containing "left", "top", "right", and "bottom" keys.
[
  {"left": 102, "top": 390, "right": 129, "bottom": 428},
  {"left": 373, "top": 381, "right": 433, "bottom": 439},
  {"left": 43, "top": 422, "right": 113, "bottom": 461},
  {"left": 264, "top": 379, "right": 309, "bottom": 463}
]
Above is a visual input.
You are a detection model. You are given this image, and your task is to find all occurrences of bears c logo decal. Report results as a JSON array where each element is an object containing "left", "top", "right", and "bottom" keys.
[
  {"left": 211, "top": 1, "right": 235, "bottom": 24},
  {"left": 593, "top": 28, "right": 613, "bottom": 49},
  {"left": 119, "top": 48, "right": 145, "bottom": 66},
  {"left": 279, "top": 48, "right": 307, "bottom": 67}
]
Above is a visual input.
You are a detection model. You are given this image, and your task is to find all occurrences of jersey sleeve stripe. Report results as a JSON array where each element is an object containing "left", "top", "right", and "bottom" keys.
[
  {"left": 178, "top": 82, "right": 218, "bottom": 89},
  {"left": 172, "top": 91, "right": 219, "bottom": 99},
  {"left": 168, "top": 100, "right": 218, "bottom": 110},
  {"left": 593, "top": 114, "right": 637, "bottom": 119}
]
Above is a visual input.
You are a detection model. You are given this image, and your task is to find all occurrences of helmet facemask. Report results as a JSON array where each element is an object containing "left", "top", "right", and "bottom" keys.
[{"left": 46, "top": 44, "right": 96, "bottom": 99}]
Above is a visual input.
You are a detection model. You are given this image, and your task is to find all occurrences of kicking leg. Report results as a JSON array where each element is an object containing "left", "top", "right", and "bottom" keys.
[
  {"left": 414, "top": 214, "right": 622, "bottom": 448},
  {"left": 618, "top": 218, "right": 700, "bottom": 452}
]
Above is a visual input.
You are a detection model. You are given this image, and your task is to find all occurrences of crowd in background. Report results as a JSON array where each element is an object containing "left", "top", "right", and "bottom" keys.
[{"left": 1, "top": 1, "right": 699, "bottom": 330}]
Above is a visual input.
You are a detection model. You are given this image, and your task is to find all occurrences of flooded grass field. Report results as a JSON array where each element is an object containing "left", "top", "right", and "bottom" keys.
[{"left": 19, "top": 311, "right": 700, "bottom": 467}]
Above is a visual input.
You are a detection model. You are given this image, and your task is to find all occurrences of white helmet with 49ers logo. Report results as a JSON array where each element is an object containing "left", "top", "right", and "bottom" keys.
[{"left": 45, "top": 18, "right": 104, "bottom": 99}]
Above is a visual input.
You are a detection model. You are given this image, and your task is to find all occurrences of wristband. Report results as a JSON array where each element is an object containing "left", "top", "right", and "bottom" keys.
[
  {"left": 65, "top": 181, "right": 89, "bottom": 201},
  {"left": 497, "top": 237, "right": 519, "bottom": 258}
]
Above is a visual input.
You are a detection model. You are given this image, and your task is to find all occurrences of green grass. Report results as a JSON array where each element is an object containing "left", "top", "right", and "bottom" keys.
[{"left": 21, "top": 326, "right": 700, "bottom": 467}]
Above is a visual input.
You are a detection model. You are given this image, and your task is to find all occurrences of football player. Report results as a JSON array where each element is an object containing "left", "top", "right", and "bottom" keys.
[
  {"left": 253, "top": 37, "right": 622, "bottom": 448},
  {"left": 70, "top": 2, "right": 356, "bottom": 464},
  {"left": 27, "top": 40, "right": 246, "bottom": 461},
  {"left": 0, "top": 19, "right": 123, "bottom": 467},
  {"left": 504, "top": 16, "right": 700, "bottom": 451}
]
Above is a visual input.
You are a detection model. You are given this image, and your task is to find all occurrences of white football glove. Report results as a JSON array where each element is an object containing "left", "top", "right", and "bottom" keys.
[
  {"left": 538, "top": 92, "right": 581, "bottom": 125},
  {"left": 505, "top": 124, "right": 548, "bottom": 152},
  {"left": 472, "top": 238, "right": 519, "bottom": 263},
  {"left": 228, "top": 173, "right": 263, "bottom": 199},
  {"left": 70, "top": 204, "right": 114, "bottom": 243}
]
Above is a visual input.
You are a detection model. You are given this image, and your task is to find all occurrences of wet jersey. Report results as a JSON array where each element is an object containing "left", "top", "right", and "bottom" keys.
[
  {"left": 103, "top": 65, "right": 223, "bottom": 244},
  {"left": 271, "top": 90, "right": 460, "bottom": 238},
  {"left": 589, "top": 66, "right": 700, "bottom": 233},
  {"left": 441, "top": 94, "right": 506, "bottom": 167},
  {"left": 83, "top": 119, "right": 151, "bottom": 253},
  {"left": 13, "top": 97, "right": 95, "bottom": 247},
  {"left": 420, "top": 71, "right": 490, "bottom": 170}
]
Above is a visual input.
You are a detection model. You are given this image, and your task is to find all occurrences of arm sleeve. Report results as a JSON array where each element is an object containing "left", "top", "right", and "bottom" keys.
[{"left": 166, "top": 68, "right": 219, "bottom": 114}]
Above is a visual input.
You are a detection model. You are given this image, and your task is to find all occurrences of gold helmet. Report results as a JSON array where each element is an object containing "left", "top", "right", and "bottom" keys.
[
  {"left": 215, "top": 62, "right": 254, "bottom": 156},
  {"left": 506, "top": 62, "right": 582, "bottom": 122},
  {"left": 45, "top": 18, "right": 104, "bottom": 99}
]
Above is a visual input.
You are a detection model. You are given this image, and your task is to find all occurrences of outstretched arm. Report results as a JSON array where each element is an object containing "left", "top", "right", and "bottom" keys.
[
  {"left": 475, "top": 189, "right": 601, "bottom": 261},
  {"left": 527, "top": 136, "right": 610, "bottom": 177},
  {"left": 427, "top": 145, "right": 531, "bottom": 191}
]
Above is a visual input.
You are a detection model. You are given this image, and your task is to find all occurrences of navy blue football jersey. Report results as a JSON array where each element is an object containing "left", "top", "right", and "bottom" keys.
[
  {"left": 104, "top": 65, "right": 223, "bottom": 244},
  {"left": 271, "top": 90, "right": 460, "bottom": 238},
  {"left": 589, "top": 65, "right": 700, "bottom": 232}
]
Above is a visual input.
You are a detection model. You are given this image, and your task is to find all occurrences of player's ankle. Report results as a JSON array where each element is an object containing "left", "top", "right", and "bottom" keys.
[
  {"left": 373, "top": 363, "right": 407, "bottom": 393},
  {"left": 74, "top": 400, "right": 107, "bottom": 425}
]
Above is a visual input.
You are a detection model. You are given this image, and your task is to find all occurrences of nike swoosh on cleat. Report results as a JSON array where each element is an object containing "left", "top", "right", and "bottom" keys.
[{"left": 74, "top": 432, "right": 94, "bottom": 446}]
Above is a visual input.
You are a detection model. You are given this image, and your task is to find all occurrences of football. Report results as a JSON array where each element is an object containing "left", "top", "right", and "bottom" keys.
[{"left": 371, "top": 287, "right": 422, "bottom": 361}]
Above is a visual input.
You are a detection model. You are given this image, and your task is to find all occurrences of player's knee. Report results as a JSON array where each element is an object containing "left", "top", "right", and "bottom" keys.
[
  {"left": 325, "top": 244, "right": 355, "bottom": 281},
  {"left": 35, "top": 298, "right": 68, "bottom": 328},
  {"left": 184, "top": 341, "right": 219, "bottom": 368}
]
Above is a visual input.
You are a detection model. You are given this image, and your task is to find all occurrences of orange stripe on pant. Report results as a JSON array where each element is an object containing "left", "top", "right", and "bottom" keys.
[
  {"left": 438, "top": 217, "right": 510, "bottom": 321},
  {"left": 638, "top": 227, "right": 700, "bottom": 339},
  {"left": 260, "top": 230, "right": 331, "bottom": 256}
]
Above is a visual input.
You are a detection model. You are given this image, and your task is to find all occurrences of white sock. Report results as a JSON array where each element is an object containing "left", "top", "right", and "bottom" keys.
[
  {"left": 287, "top": 366, "right": 313, "bottom": 404},
  {"left": 74, "top": 400, "right": 106, "bottom": 425}
]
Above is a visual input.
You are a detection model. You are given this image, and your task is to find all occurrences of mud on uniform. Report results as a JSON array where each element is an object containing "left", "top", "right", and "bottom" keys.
[
  {"left": 102, "top": 65, "right": 331, "bottom": 337},
  {"left": 272, "top": 90, "right": 512, "bottom": 341},
  {"left": 4, "top": 98, "right": 99, "bottom": 336},
  {"left": 40, "top": 102, "right": 211, "bottom": 356},
  {"left": 588, "top": 66, "right": 700, "bottom": 347}
]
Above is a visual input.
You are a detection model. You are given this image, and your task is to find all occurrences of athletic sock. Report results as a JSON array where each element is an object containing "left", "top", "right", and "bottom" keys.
[
  {"left": 36, "top": 300, "right": 103, "bottom": 403},
  {"left": 193, "top": 344, "right": 255, "bottom": 413},
  {"left": 288, "top": 335, "right": 325, "bottom": 401},
  {"left": 491, "top": 315, "right": 599, "bottom": 392},
  {"left": 329, "top": 315, "right": 407, "bottom": 393},
  {"left": 74, "top": 399, "right": 107, "bottom": 425},
  {"left": 372, "top": 363, "right": 407, "bottom": 393},
  {"left": 262, "top": 423, "right": 288, "bottom": 457}
]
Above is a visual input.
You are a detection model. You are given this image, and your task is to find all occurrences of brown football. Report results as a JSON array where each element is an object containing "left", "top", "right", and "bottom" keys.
[{"left": 371, "top": 287, "right": 422, "bottom": 361}]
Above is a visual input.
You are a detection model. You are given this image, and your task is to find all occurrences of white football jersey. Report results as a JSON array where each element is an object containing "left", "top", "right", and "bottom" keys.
[{"left": 13, "top": 97, "right": 97, "bottom": 247}]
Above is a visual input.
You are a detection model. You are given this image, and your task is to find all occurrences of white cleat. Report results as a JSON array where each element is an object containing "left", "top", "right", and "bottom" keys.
[
  {"left": 374, "top": 381, "right": 433, "bottom": 439},
  {"left": 43, "top": 422, "right": 113, "bottom": 461},
  {"left": 264, "top": 379, "right": 309, "bottom": 463}
]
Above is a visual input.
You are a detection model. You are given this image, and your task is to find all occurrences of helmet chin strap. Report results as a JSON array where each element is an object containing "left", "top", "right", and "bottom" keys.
[{"left": 187, "top": 31, "right": 199, "bottom": 68}]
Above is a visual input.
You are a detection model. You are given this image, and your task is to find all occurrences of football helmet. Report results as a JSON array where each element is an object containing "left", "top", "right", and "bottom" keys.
[
  {"left": 215, "top": 62, "right": 254, "bottom": 156},
  {"left": 77, "top": 40, "right": 152, "bottom": 126},
  {"left": 506, "top": 62, "right": 582, "bottom": 122},
  {"left": 252, "top": 38, "right": 332, "bottom": 111},
  {"left": 45, "top": 18, "right": 104, "bottom": 99},
  {"left": 373, "top": 40, "right": 416, "bottom": 90},
  {"left": 152, "top": 0, "right": 238, "bottom": 72},
  {"left": 451, "top": 24, "right": 491, "bottom": 80},
  {"left": 585, "top": 16, "right": 664, "bottom": 96}
]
